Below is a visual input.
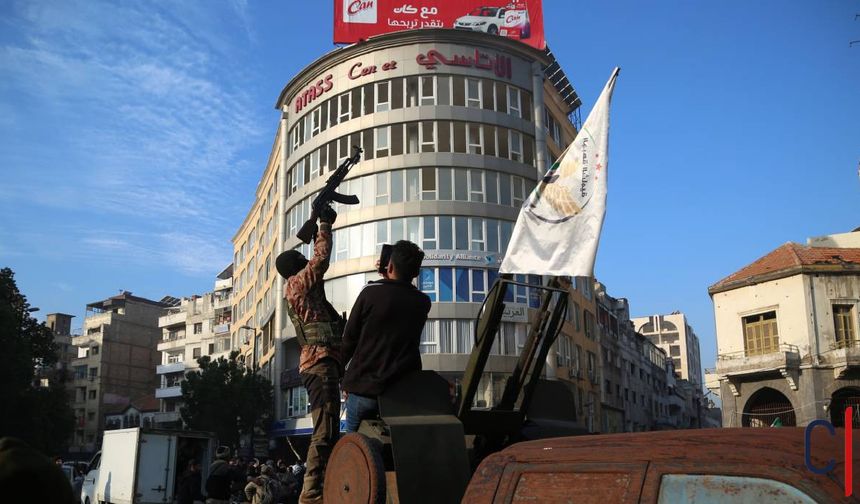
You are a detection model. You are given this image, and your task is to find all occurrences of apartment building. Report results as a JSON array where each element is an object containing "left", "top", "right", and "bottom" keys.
[
  {"left": 232, "top": 29, "right": 583, "bottom": 439},
  {"left": 708, "top": 229, "right": 860, "bottom": 427},
  {"left": 632, "top": 312, "right": 703, "bottom": 389},
  {"left": 43, "top": 312, "right": 76, "bottom": 386},
  {"left": 155, "top": 265, "right": 234, "bottom": 427},
  {"left": 68, "top": 292, "right": 165, "bottom": 453}
]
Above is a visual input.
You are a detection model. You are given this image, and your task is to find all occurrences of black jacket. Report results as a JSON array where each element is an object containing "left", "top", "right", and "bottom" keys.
[{"left": 342, "top": 279, "right": 432, "bottom": 396}]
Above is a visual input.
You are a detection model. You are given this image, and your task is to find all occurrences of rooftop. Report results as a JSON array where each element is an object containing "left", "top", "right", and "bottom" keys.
[{"left": 709, "top": 242, "right": 860, "bottom": 294}]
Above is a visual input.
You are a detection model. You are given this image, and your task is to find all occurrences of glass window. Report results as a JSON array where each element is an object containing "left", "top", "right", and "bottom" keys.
[
  {"left": 391, "top": 123, "right": 404, "bottom": 156},
  {"left": 452, "top": 76, "right": 465, "bottom": 106},
  {"left": 510, "top": 131, "right": 523, "bottom": 162},
  {"left": 406, "top": 169, "right": 420, "bottom": 201},
  {"left": 495, "top": 81, "right": 507, "bottom": 112},
  {"left": 500, "top": 220, "right": 512, "bottom": 255},
  {"left": 420, "top": 322, "right": 438, "bottom": 353},
  {"left": 486, "top": 219, "right": 499, "bottom": 252},
  {"left": 471, "top": 218, "right": 484, "bottom": 251},
  {"left": 420, "top": 76, "right": 435, "bottom": 105},
  {"left": 439, "top": 267, "right": 453, "bottom": 301},
  {"left": 467, "top": 124, "right": 483, "bottom": 155},
  {"left": 375, "top": 81, "right": 390, "bottom": 112},
  {"left": 499, "top": 173, "right": 512, "bottom": 206},
  {"left": 406, "top": 217, "right": 420, "bottom": 244},
  {"left": 471, "top": 270, "right": 486, "bottom": 302},
  {"left": 423, "top": 216, "right": 437, "bottom": 250},
  {"left": 455, "top": 217, "right": 468, "bottom": 250},
  {"left": 470, "top": 170, "right": 484, "bottom": 202},
  {"left": 419, "top": 268, "right": 437, "bottom": 301},
  {"left": 351, "top": 87, "right": 361, "bottom": 118},
  {"left": 391, "top": 77, "right": 404, "bottom": 109},
  {"left": 327, "top": 96, "right": 338, "bottom": 127},
  {"left": 376, "top": 220, "right": 388, "bottom": 253},
  {"left": 513, "top": 176, "right": 524, "bottom": 207},
  {"left": 466, "top": 78, "right": 481, "bottom": 107},
  {"left": 482, "top": 80, "right": 494, "bottom": 110},
  {"left": 363, "top": 83, "right": 373, "bottom": 115},
  {"left": 362, "top": 129, "right": 374, "bottom": 161},
  {"left": 497, "top": 127, "right": 509, "bottom": 158},
  {"left": 311, "top": 107, "right": 321, "bottom": 136},
  {"left": 508, "top": 86, "right": 521, "bottom": 117},
  {"left": 406, "top": 76, "right": 419, "bottom": 107},
  {"left": 437, "top": 76, "right": 451, "bottom": 105},
  {"left": 422, "top": 167, "right": 437, "bottom": 200},
  {"left": 338, "top": 93, "right": 351, "bottom": 122},
  {"left": 439, "top": 217, "right": 453, "bottom": 249},
  {"left": 375, "top": 126, "right": 390, "bottom": 157},
  {"left": 440, "top": 320, "right": 454, "bottom": 353},
  {"left": 484, "top": 125, "right": 497, "bottom": 157},
  {"left": 486, "top": 171, "right": 498, "bottom": 204},
  {"left": 391, "top": 218, "right": 404, "bottom": 242},
  {"left": 438, "top": 121, "right": 451, "bottom": 152},
  {"left": 453, "top": 122, "right": 467, "bottom": 153},
  {"left": 421, "top": 122, "right": 436, "bottom": 152},
  {"left": 454, "top": 170, "right": 468, "bottom": 201},
  {"left": 455, "top": 268, "right": 470, "bottom": 302},
  {"left": 375, "top": 172, "right": 389, "bottom": 205},
  {"left": 438, "top": 168, "right": 452, "bottom": 200},
  {"left": 406, "top": 123, "right": 419, "bottom": 154},
  {"left": 657, "top": 475, "right": 816, "bottom": 504},
  {"left": 391, "top": 171, "right": 404, "bottom": 203}
]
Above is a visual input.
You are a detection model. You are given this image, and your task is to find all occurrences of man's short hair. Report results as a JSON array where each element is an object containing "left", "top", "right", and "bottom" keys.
[{"left": 390, "top": 240, "right": 424, "bottom": 280}]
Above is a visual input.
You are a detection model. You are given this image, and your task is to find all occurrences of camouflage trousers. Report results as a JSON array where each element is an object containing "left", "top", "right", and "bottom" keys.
[{"left": 300, "top": 359, "right": 341, "bottom": 503}]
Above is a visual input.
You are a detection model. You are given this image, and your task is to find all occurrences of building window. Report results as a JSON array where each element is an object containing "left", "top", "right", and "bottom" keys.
[
  {"left": 420, "top": 75, "right": 436, "bottom": 105},
  {"left": 375, "top": 81, "right": 390, "bottom": 112},
  {"left": 375, "top": 126, "right": 390, "bottom": 157},
  {"left": 88, "top": 390, "right": 96, "bottom": 400},
  {"left": 834, "top": 304, "right": 857, "bottom": 348},
  {"left": 193, "top": 322, "right": 203, "bottom": 335},
  {"left": 91, "top": 346, "right": 99, "bottom": 355},
  {"left": 167, "top": 352, "right": 183, "bottom": 364},
  {"left": 466, "top": 78, "right": 481, "bottom": 107},
  {"left": 286, "top": 386, "right": 309, "bottom": 418},
  {"left": 509, "top": 130, "right": 523, "bottom": 162},
  {"left": 88, "top": 367, "right": 98, "bottom": 380},
  {"left": 507, "top": 86, "right": 521, "bottom": 117},
  {"left": 742, "top": 311, "right": 779, "bottom": 356},
  {"left": 193, "top": 347, "right": 201, "bottom": 359}
]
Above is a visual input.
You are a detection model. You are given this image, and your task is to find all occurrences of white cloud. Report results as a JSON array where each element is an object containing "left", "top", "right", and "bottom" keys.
[{"left": 0, "top": 0, "right": 264, "bottom": 278}]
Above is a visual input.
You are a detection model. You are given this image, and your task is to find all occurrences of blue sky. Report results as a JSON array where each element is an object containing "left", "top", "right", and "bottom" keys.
[{"left": 1, "top": 1, "right": 858, "bottom": 373}]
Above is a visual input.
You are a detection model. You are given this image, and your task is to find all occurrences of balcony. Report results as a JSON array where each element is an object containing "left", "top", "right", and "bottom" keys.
[
  {"left": 154, "top": 411, "right": 182, "bottom": 424},
  {"left": 214, "top": 277, "right": 233, "bottom": 291},
  {"left": 826, "top": 339, "right": 860, "bottom": 379},
  {"left": 157, "top": 338, "right": 187, "bottom": 352},
  {"left": 159, "top": 311, "right": 187, "bottom": 328},
  {"left": 214, "top": 323, "right": 230, "bottom": 335},
  {"left": 155, "top": 385, "right": 182, "bottom": 399},
  {"left": 715, "top": 344, "right": 801, "bottom": 395},
  {"left": 156, "top": 362, "right": 186, "bottom": 375},
  {"left": 214, "top": 297, "right": 232, "bottom": 311}
]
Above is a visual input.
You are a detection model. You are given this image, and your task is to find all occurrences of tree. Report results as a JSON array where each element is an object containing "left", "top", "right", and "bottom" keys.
[
  {"left": 180, "top": 352, "right": 274, "bottom": 448},
  {"left": 0, "top": 267, "right": 74, "bottom": 455}
]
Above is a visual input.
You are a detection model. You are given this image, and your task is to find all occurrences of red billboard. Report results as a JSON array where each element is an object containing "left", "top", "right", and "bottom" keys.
[{"left": 334, "top": 1, "right": 545, "bottom": 50}]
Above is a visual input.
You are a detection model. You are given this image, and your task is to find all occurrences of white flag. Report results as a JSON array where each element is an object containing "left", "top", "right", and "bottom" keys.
[{"left": 500, "top": 68, "right": 619, "bottom": 277}]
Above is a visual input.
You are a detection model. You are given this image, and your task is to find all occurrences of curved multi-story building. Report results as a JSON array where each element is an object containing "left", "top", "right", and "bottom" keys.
[{"left": 231, "top": 28, "right": 596, "bottom": 444}]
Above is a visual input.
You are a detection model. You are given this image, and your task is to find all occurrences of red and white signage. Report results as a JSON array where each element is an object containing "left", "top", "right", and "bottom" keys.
[{"left": 334, "top": 0, "right": 545, "bottom": 50}]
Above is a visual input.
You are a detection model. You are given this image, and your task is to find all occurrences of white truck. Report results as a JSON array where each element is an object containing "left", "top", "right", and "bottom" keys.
[{"left": 80, "top": 428, "right": 216, "bottom": 504}]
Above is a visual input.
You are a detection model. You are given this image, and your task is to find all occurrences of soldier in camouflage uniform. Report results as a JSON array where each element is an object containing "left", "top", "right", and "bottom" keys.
[{"left": 275, "top": 205, "right": 344, "bottom": 504}]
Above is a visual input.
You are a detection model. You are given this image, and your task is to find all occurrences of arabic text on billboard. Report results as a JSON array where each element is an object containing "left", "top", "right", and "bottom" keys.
[{"left": 335, "top": 1, "right": 545, "bottom": 50}]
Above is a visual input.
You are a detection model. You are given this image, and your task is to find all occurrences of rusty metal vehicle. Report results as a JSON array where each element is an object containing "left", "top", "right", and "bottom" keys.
[
  {"left": 463, "top": 428, "right": 858, "bottom": 503},
  {"left": 322, "top": 277, "right": 856, "bottom": 503}
]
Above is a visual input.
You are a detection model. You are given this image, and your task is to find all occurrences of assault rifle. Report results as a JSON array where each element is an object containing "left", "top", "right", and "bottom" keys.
[{"left": 296, "top": 145, "right": 363, "bottom": 243}]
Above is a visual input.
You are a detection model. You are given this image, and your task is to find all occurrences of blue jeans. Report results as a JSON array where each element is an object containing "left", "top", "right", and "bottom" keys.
[{"left": 345, "top": 393, "right": 379, "bottom": 432}]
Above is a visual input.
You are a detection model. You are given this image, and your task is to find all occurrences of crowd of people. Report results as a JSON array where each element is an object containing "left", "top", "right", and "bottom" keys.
[{"left": 198, "top": 446, "right": 304, "bottom": 504}]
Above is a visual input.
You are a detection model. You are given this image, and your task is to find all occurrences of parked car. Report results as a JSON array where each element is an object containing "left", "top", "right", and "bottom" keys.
[
  {"left": 463, "top": 428, "right": 858, "bottom": 503},
  {"left": 80, "top": 427, "right": 215, "bottom": 504}
]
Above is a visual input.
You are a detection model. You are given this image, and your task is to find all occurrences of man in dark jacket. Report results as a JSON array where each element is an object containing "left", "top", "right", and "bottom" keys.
[
  {"left": 342, "top": 240, "right": 430, "bottom": 432},
  {"left": 205, "top": 446, "right": 242, "bottom": 504}
]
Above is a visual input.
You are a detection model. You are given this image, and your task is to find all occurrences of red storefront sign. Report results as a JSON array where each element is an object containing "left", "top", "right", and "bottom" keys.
[
  {"left": 416, "top": 48, "right": 512, "bottom": 79},
  {"left": 334, "top": 0, "right": 545, "bottom": 50},
  {"left": 294, "top": 74, "right": 334, "bottom": 113}
]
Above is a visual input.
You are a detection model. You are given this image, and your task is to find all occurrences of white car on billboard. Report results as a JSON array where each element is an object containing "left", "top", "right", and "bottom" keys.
[
  {"left": 453, "top": 6, "right": 507, "bottom": 35},
  {"left": 453, "top": 5, "right": 531, "bottom": 39}
]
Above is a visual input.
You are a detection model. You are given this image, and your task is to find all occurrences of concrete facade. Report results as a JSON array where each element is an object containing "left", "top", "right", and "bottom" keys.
[
  {"left": 231, "top": 29, "right": 587, "bottom": 438},
  {"left": 69, "top": 292, "right": 165, "bottom": 453},
  {"left": 155, "top": 265, "right": 234, "bottom": 426},
  {"left": 708, "top": 234, "right": 860, "bottom": 428},
  {"left": 44, "top": 312, "right": 76, "bottom": 385},
  {"left": 632, "top": 312, "right": 703, "bottom": 389}
]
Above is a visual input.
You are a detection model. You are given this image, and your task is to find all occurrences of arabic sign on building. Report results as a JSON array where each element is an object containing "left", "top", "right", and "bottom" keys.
[{"left": 335, "top": 0, "right": 546, "bottom": 51}]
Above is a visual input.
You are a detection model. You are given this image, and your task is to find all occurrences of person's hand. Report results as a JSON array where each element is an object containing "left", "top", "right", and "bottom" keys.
[{"left": 319, "top": 204, "right": 337, "bottom": 225}]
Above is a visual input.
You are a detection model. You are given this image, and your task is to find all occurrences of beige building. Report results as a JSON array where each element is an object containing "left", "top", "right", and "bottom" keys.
[
  {"left": 632, "top": 312, "right": 703, "bottom": 389},
  {"left": 44, "top": 312, "right": 76, "bottom": 385},
  {"left": 231, "top": 29, "right": 584, "bottom": 441},
  {"left": 69, "top": 292, "right": 166, "bottom": 453},
  {"left": 708, "top": 230, "right": 860, "bottom": 428},
  {"left": 155, "top": 265, "right": 234, "bottom": 427}
]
